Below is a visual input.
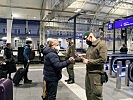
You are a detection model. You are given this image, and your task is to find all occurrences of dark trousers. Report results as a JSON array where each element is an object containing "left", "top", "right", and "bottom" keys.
[
  {"left": 66, "top": 64, "right": 74, "bottom": 80},
  {"left": 45, "top": 81, "right": 58, "bottom": 100},
  {"left": 23, "top": 61, "right": 29, "bottom": 81}
]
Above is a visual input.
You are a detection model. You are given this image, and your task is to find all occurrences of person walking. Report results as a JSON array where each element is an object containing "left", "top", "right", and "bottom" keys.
[
  {"left": 23, "top": 40, "right": 32, "bottom": 84},
  {"left": 42, "top": 39, "right": 75, "bottom": 100},
  {"left": 65, "top": 38, "right": 75, "bottom": 84},
  {"left": 4, "top": 43, "right": 16, "bottom": 80},
  {"left": 80, "top": 33, "right": 107, "bottom": 100}
]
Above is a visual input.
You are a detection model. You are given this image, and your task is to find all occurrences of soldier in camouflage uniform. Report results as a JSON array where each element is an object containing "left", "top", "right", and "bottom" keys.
[
  {"left": 65, "top": 38, "right": 75, "bottom": 84},
  {"left": 81, "top": 33, "right": 107, "bottom": 100}
]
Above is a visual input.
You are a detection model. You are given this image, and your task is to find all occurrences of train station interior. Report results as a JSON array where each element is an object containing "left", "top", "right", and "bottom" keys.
[{"left": 0, "top": 0, "right": 133, "bottom": 100}]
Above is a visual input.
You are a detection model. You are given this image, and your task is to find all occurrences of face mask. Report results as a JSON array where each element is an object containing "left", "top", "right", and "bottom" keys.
[
  {"left": 86, "top": 40, "right": 92, "bottom": 46},
  {"left": 55, "top": 46, "right": 60, "bottom": 52},
  {"left": 29, "top": 44, "right": 32, "bottom": 47}
]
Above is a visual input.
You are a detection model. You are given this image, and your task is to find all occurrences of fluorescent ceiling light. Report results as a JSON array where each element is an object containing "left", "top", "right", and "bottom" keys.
[
  {"left": 12, "top": 14, "right": 20, "bottom": 18},
  {"left": 2, "top": 37, "right": 7, "bottom": 40},
  {"left": 14, "top": 37, "right": 19, "bottom": 40},
  {"left": 33, "top": 17, "right": 36, "bottom": 19},
  {"left": 74, "top": 8, "right": 82, "bottom": 13},
  {"left": 26, "top": 37, "right": 32, "bottom": 41}
]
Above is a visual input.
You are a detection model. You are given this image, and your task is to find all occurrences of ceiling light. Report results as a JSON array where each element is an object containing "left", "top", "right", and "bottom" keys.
[
  {"left": 33, "top": 17, "right": 36, "bottom": 19},
  {"left": 74, "top": 8, "right": 82, "bottom": 13},
  {"left": 12, "top": 14, "right": 20, "bottom": 18},
  {"left": 26, "top": 37, "right": 32, "bottom": 41},
  {"left": 14, "top": 37, "right": 19, "bottom": 41},
  {"left": 2, "top": 37, "right": 7, "bottom": 40}
]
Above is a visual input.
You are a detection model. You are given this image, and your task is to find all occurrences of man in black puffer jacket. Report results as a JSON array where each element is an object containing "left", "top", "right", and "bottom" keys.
[{"left": 42, "top": 39, "right": 75, "bottom": 100}]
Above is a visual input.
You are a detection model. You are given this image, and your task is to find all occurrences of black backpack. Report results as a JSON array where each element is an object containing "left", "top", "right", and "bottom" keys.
[
  {"left": 29, "top": 49, "right": 35, "bottom": 60},
  {"left": 18, "top": 47, "right": 24, "bottom": 62},
  {"left": 18, "top": 46, "right": 35, "bottom": 62}
]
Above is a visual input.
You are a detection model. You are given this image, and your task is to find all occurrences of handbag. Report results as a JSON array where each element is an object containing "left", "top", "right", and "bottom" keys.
[{"left": 100, "top": 72, "right": 108, "bottom": 84}]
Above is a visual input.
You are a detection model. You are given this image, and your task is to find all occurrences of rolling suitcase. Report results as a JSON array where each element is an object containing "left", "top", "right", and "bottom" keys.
[
  {"left": 0, "top": 78, "right": 13, "bottom": 100},
  {"left": 13, "top": 63, "right": 29, "bottom": 86}
]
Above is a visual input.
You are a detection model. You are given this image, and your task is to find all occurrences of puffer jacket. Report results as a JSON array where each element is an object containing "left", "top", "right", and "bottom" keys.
[{"left": 43, "top": 46, "right": 71, "bottom": 81}]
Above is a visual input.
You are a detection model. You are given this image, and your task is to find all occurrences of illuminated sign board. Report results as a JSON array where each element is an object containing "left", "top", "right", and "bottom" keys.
[
  {"left": 108, "top": 23, "right": 113, "bottom": 30},
  {"left": 114, "top": 17, "right": 133, "bottom": 29}
]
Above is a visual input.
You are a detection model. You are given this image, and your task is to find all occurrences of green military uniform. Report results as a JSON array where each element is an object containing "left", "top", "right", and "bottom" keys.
[
  {"left": 66, "top": 43, "right": 75, "bottom": 81},
  {"left": 85, "top": 39, "right": 107, "bottom": 100}
]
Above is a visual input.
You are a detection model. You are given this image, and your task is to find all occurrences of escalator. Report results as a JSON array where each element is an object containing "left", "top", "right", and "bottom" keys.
[{"left": 128, "top": 62, "right": 133, "bottom": 82}]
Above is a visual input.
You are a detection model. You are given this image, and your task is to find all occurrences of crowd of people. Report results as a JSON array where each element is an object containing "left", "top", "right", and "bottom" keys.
[{"left": 2, "top": 32, "right": 108, "bottom": 100}]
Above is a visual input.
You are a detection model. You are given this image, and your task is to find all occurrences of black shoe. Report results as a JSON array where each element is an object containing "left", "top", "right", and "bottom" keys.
[
  {"left": 67, "top": 80, "right": 75, "bottom": 84},
  {"left": 65, "top": 79, "right": 70, "bottom": 82},
  {"left": 24, "top": 79, "right": 32, "bottom": 84},
  {"left": 41, "top": 96, "right": 46, "bottom": 100}
]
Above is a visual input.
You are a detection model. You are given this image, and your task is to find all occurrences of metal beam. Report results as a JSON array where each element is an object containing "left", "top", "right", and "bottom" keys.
[
  {"left": 43, "top": 20, "right": 103, "bottom": 26},
  {"left": 44, "top": 0, "right": 76, "bottom": 21},
  {"left": 77, "top": 0, "right": 133, "bottom": 11},
  {"left": 0, "top": 4, "right": 75, "bottom": 13}
]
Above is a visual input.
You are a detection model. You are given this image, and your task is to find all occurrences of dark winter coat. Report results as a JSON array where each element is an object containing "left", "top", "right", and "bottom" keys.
[
  {"left": 4, "top": 47, "right": 16, "bottom": 73},
  {"left": 120, "top": 47, "right": 128, "bottom": 54},
  {"left": 43, "top": 46, "right": 71, "bottom": 81}
]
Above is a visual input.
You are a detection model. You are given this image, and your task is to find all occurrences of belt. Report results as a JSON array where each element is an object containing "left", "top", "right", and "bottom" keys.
[{"left": 88, "top": 71, "right": 103, "bottom": 74}]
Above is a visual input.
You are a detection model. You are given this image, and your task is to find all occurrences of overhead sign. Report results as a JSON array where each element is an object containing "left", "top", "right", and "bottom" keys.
[
  {"left": 108, "top": 23, "right": 113, "bottom": 30},
  {"left": 114, "top": 17, "right": 133, "bottom": 29}
]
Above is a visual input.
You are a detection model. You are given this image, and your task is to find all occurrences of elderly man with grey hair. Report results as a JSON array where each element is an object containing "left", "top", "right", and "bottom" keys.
[{"left": 42, "top": 38, "right": 75, "bottom": 100}]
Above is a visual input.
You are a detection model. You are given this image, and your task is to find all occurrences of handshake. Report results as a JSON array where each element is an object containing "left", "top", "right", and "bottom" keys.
[
  {"left": 75, "top": 53, "right": 89, "bottom": 64},
  {"left": 68, "top": 57, "right": 75, "bottom": 63}
]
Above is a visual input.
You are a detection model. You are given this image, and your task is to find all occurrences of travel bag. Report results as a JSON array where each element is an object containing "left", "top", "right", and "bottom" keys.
[
  {"left": 0, "top": 78, "right": 13, "bottom": 100},
  {"left": 13, "top": 63, "right": 29, "bottom": 86}
]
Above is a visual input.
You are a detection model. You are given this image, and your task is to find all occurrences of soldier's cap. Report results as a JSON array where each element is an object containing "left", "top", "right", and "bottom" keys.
[{"left": 83, "top": 32, "right": 91, "bottom": 40}]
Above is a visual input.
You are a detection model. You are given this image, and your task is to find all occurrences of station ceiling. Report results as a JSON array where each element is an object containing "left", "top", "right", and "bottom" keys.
[{"left": 0, "top": 0, "right": 133, "bottom": 26}]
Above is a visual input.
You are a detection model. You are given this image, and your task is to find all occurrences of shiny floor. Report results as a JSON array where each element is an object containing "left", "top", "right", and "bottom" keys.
[{"left": 13, "top": 63, "right": 133, "bottom": 100}]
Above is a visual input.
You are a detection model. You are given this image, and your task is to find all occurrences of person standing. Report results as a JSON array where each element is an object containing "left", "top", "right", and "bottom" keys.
[
  {"left": 4, "top": 43, "right": 16, "bottom": 80},
  {"left": 65, "top": 38, "right": 75, "bottom": 84},
  {"left": 23, "top": 40, "right": 32, "bottom": 84},
  {"left": 42, "top": 39, "right": 75, "bottom": 100},
  {"left": 120, "top": 43, "right": 128, "bottom": 54},
  {"left": 80, "top": 33, "right": 107, "bottom": 100}
]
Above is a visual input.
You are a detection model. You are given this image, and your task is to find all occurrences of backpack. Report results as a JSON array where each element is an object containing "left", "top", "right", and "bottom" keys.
[
  {"left": 18, "top": 47, "right": 24, "bottom": 62},
  {"left": 29, "top": 50, "right": 35, "bottom": 60},
  {"left": 18, "top": 46, "right": 35, "bottom": 62}
]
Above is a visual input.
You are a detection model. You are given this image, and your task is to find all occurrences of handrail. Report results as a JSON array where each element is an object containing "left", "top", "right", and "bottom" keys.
[
  {"left": 128, "top": 62, "right": 133, "bottom": 82},
  {"left": 108, "top": 53, "right": 133, "bottom": 56},
  {"left": 112, "top": 57, "right": 133, "bottom": 73}
]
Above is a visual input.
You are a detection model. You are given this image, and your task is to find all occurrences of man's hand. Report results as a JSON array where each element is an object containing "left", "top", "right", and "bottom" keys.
[
  {"left": 82, "top": 58, "right": 89, "bottom": 64},
  {"left": 69, "top": 57, "right": 75, "bottom": 63}
]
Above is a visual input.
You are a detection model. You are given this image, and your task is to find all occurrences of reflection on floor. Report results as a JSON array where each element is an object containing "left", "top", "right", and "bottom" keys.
[{"left": 13, "top": 63, "right": 133, "bottom": 100}]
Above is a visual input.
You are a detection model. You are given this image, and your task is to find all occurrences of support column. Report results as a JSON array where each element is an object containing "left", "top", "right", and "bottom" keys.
[
  {"left": 7, "top": 19, "right": 13, "bottom": 43},
  {"left": 113, "top": 23, "right": 115, "bottom": 53},
  {"left": 40, "top": 21, "right": 45, "bottom": 45},
  {"left": 73, "top": 17, "right": 76, "bottom": 48}
]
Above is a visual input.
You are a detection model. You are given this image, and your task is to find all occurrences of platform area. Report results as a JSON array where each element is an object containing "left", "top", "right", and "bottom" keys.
[{"left": 13, "top": 63, "right": 133, "bottom": 100}]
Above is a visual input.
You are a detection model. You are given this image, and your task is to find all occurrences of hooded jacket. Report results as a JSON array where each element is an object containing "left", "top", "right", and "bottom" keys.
[{"left": 43, "top": 46, "right": 71, "bottom": 81}]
